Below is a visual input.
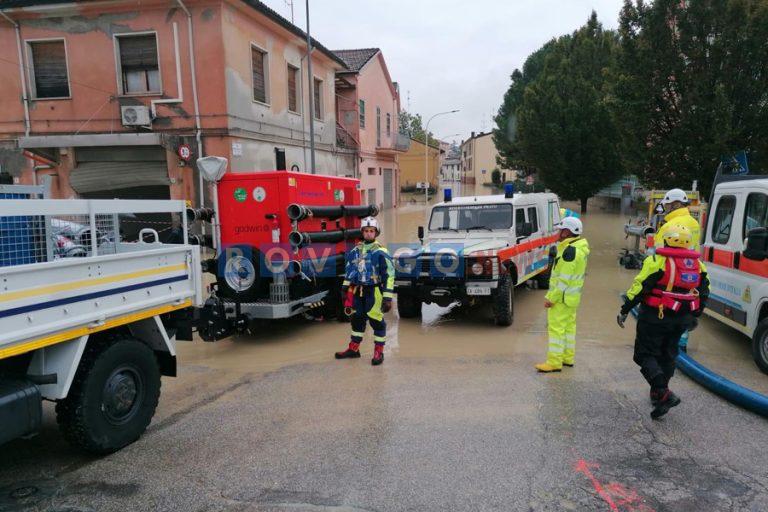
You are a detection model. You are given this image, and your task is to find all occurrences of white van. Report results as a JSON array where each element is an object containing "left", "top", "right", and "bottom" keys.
[{"left": 703, "top": 176, "right": 768, "bottom": 374}]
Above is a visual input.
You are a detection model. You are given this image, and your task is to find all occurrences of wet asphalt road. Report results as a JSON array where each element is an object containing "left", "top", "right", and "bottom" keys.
[{"left": 2, "top": 204, "right": 768, "bottom": 512}]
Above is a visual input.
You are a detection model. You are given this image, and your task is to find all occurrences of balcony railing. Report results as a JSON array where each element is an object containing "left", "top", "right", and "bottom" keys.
[
  {"left": 336, "top": 122, "right": 359, "bottom": 150},
  {"left": 376, "top": 132, "right": 411, "bottom": 153}
]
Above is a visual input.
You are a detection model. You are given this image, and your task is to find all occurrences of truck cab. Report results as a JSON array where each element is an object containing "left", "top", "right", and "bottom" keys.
[
  {"left": 702, "top": 177, "right": 768, "bottom": 373},
  {"left": 395, "top": 188, "right": 561, "bottom": 325}
]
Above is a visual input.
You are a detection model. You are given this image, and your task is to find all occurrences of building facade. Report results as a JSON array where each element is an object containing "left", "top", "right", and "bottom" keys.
[
  {"left": 400, "top": 138, "right": 440, "bottom": 191},
  {"left": 460, "top": 131, "right": 514, "bottom": 188},
  {"left": 334, "top": 48, "right": 407, "bottom": 210},
  {"left": 0, "top": 0, "right": 352, "bottom": 203}
]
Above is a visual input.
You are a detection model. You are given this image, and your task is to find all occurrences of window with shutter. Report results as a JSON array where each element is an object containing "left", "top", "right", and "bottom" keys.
[
  {"left": 359, "top": 99, "right": 365, "bottom": 128},
  {"left": 313, "top": 78, "right": 322, "bottom": 119},
  {"left": 117, "top": 34, "right": 160, "bottom": 94},
  {"left": 287, "top": 64, "right": 299, "bottom": 113},
  {"left": 252, "top": 46, "right": 268, "bottom": 103},
  {"left": 28, "top": 40, "right": 70, "bottom": 99},
  {"left": 386, "top": 113, "right": 391, "bottom": 137}
]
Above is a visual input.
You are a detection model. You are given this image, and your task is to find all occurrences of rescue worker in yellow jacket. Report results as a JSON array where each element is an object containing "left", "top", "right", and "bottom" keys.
[
  {"left": 618, "top": 225, "right": 709, "bottom": 419},
  {"left": 653, "top": 188, "right": 700, "bottom": 251},
  {"left": 536, "top": 217, "right": 590, "bottom": 373}
]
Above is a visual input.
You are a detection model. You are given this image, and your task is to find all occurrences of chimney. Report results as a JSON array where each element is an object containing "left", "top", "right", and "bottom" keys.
[{"left": 471, "top": 131, "right": 475, "bottom": 139}]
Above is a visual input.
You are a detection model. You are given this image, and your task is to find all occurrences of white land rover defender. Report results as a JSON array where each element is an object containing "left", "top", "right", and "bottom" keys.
[{"left": 395, "top": 187, "right": 561, "bottom": 325}]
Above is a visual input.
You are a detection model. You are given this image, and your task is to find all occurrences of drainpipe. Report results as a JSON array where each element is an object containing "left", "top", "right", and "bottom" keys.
[
  {"left": 150, "top": 21, "right": 183, "bottom": 118},
  {"left": 32, "top": 164, "right": 51, "bottom": 186},
  {"left": 175, "top": 0, "right": 204, "bottom": 208},
  {"left": 1, "top": 11, "right": 31, "bottom": 136}
]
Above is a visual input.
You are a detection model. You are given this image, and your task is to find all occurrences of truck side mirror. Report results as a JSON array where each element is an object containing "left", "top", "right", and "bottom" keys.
[
  {"left": 743, "top": 227, "right": 768, "bottom": 261},
  {"left": 417, "top": 226, "right": 424, "bottom": 243}
]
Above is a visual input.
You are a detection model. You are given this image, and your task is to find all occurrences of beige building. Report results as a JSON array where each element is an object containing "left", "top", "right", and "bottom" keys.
[
  {"left": 460, "top": 131, "right": 514, "bottom": 187},
  {"left": 400, "top": 138, "right": 440, "bottom": 190}
]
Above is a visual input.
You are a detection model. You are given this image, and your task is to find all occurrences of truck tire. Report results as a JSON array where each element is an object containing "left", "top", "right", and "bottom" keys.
[
  {"left": 397, "top": 293, "right": 422, "bottom": 319},
  {"left": 752, "top": 318, "right": 768, "bottom": 375},
  {"left": 493, "top": 275, "right": 514, "bottom": 326},
  {"left": 535, "top": 269, "right": 551, "bottom": 289},
  {"left": 55, "top": 337, "right": 161, "bottom": 454}
]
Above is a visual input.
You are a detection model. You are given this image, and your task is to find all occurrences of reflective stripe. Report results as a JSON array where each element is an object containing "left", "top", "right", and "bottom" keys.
[
  {"left": 374, "top": 335, "right": 386, "bottom": 342},
  {"left": 555, "top": 273, "right": 585, "bottom": 281},
  {"left": 383, "top": 292, "right": 394, "bottom": 298},
  {"left": 351, "top": 331, "right": 365, "bottom": 337}
]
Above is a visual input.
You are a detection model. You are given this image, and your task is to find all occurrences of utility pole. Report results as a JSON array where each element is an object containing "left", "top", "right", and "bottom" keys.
[{"left": 305, "top": 0, "right": 316, "bottom": 173}]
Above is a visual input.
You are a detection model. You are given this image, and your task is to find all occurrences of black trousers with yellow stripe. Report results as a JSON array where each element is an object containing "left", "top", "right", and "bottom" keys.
[{"left": 349, "top": 285, "right": 386, "bottom": 346}]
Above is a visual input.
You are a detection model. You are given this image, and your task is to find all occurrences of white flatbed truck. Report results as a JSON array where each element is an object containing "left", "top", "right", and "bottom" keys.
[{"left": 0, "top": 192, "right": 204, "bottom": 453}]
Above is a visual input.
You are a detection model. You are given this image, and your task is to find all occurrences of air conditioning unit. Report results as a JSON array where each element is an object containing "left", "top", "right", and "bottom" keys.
[{"left": 121, "top": 105, "right": 151, "bottom": 127}]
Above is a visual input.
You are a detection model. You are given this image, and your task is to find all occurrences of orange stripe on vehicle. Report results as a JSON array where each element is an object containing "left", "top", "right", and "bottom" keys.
[
  {"left": 701, "top": 245, "right": 768, "bottom": 278},
  {"left": 500, "top": 234, "right": 558, "bottom": 259}
]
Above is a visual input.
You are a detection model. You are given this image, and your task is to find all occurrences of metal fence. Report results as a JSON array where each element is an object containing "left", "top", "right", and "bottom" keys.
[{"left": 0, "top": 198, "right": 187, "bottom": 268}]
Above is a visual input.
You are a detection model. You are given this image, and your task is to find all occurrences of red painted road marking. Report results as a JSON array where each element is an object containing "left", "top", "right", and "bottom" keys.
[
  {"left": 575, "top": 460, "right": 619, "bottom": 511},
  {"left": 574, "top": 459, "right": 656, "bottom": 512}
]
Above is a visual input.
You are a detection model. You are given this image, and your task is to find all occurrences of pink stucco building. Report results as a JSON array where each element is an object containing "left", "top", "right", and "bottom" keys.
[
  {"left": 334, "top": 48, "right": 408, "bottom": 210},
  {"left": 0, "top": 0, "right": 353, "bottom": 203}
]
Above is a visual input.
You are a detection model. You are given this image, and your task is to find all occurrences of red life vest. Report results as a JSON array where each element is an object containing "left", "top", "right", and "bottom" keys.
[{"left": 643, "top": 247, "right": 702, "bottom": 318}]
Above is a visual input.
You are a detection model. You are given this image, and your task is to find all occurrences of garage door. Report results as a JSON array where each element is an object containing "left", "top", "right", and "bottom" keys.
[
  {"left": 70, "top": 146, "right": 170, "bottom": 199},
  {"left": 383, "top": 168, "right": 393, "bottom": 209}
]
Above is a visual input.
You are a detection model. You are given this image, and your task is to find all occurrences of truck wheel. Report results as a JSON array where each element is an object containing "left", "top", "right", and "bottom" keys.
[
  {"left": 55, "top": 338, "right": 161, "bottom": 454},
  {"left": 535, "top": 269, "right": 551, "bottom": 289},
  {"left": 397, "top": 293, "right": 422, "bottom": 318},
  {"left": 752, "top": 318, "right": 768, "bottom": 375},
  {"left": 493, "top": 275, "right": 514, "bottom": 326}
]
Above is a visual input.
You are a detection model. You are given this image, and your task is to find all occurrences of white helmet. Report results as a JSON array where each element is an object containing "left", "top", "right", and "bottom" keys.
[
  {"left": 661, "top": 188, "right": 689, "bottom": 205},
  {"left": 361, "top": 216, "right": 380, "bottom": 234},
  {"left": 557, "top": 216, "right": 582, "bottom": 235}
]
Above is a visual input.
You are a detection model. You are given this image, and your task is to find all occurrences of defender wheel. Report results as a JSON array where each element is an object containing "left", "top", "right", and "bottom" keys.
[
  {"left": 397, "top": 294, "right": 422, "bottom": 319},
  {"left": 493, "top": 275, "right": 514, "bottom": 326},
  {"left": 56, "top": 338, "right": 161, "bottom": 454},
  {"left": 752, "top": 318, "right": 768, "bottom": 375}
]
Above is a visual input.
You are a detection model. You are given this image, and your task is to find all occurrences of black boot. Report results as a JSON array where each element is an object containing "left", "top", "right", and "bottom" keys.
[
  {"left": 651, "top": 390, "right": 681, "bottom": 419},
  {"left": 650, "top": 389, "right": 662, "bottom": 406}
]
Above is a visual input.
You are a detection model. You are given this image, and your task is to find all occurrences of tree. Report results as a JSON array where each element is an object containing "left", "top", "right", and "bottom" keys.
[
  {"left": 493, "top": 41, "right": 557, "bottom": 174},
  {"left": 491, "top": 169, "right": 502, "bottom": 186},
  {"left": 516, "top": 13, "right": 624, "bottom": 212},
  {"left": 398, "top": 110, "right": 437, "bottom": 146},
  {"left": 612, "top": 0, "right": 768, "bottom": 195}
]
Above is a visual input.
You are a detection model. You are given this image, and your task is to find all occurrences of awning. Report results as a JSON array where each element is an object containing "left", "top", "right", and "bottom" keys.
[{"left": 70, "top": 161, "right": 170, "bottom": 194}]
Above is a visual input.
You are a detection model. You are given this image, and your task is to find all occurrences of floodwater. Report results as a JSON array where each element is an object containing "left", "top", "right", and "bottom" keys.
[{"left": 177, "top": 192, "right": 768, "bottom": 395}]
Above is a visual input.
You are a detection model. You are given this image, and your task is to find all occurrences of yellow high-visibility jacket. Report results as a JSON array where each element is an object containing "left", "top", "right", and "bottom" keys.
[{"left": 545, "top": 236, "right": 590, "bottom": 308}]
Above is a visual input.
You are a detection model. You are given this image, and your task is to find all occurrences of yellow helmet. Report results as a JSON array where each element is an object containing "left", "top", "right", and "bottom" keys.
[{"left": 663, "top": 224, "right": 692, "bottom": 249}]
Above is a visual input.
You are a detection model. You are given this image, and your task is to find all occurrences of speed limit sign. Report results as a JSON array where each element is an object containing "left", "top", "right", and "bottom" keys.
[{"left": 177, "top": 143, "right": 192, "bottom": 161}]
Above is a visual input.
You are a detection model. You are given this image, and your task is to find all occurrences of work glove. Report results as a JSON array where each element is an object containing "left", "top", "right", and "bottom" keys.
[
  {"left": 617, "top": 312, "right": 628, "bottom": 329},
  {"left": 382, "top": 298, "right": 392, "bottom": 313}
]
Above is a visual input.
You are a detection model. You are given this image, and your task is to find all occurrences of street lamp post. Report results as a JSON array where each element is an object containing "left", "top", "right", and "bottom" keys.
[{"left": 424, "top": 110, "right": 459, "bottom": 203}]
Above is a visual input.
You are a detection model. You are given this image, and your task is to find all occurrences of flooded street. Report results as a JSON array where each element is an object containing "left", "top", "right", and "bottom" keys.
[{"left": 3, "top": 198, "right": 768, "bottom": 512}]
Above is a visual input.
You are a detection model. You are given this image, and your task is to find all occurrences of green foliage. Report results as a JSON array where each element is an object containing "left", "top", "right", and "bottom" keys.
[
  {"left": 491, "top": 169, "right": 502, "bottom": 186},
  {"left": 398, "top": 111, "right": 438, "bottom": 148},
  {"left": 515, "top": 12, "right": 624, "bottom": 212},
  {"left": 493, "top": 41, "right": 557, "bottom": 174},
  {"left": 612, "top": 0, "right": 768, "bottom": 195}
]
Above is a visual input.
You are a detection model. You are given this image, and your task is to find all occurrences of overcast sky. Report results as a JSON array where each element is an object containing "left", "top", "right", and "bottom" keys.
[{"left": 262, "top": 0, "right": 627, "bottom": 143}]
